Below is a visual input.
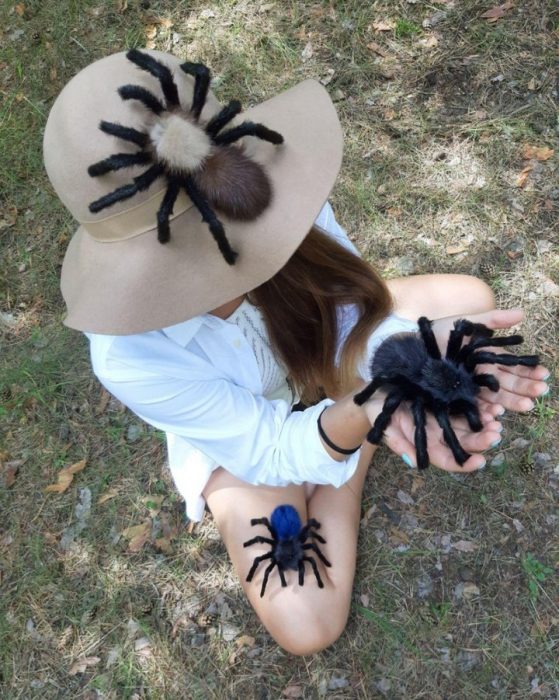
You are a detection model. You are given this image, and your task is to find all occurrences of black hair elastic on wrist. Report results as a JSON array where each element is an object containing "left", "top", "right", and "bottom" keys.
[{"left": 317, "top": 408, "right": 361, "bottom": 455}]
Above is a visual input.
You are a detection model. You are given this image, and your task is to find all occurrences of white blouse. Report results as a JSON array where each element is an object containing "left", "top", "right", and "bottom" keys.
[{"left": 86, "top": 203, "right": 418, "bottom": 520}]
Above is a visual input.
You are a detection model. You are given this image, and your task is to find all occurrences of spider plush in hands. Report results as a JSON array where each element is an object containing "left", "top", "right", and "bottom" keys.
[
  {"left": 354, "top": 316, "right": 539, "bottom": 470},
  {"left": 244, "top": 505, "right": 331, "bottom": 597},
  {"left": 88, "top": 49, "right": 283, "bottom": 264}
]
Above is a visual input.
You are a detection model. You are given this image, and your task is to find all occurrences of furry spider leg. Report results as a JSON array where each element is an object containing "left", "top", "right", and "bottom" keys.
[
  {"left": 214, "top": 121, "right": 284, "bottom": 146},
  {"left": 466, "top": 350, "right": 540, "bottom": 371},
  {"left": 180, "top": 62, "right": 210, "bottom": 119},
  {"left": 449, "top": 398, "right": 484, "bottom": 432},
  {"left": 302, "top": 542, "right": 332, "bottom": 568},
  {"left": 205, "top": 100, "right": 242, "bottom": 138},
  {"left": 156, "top": 179, "right": 181, "bottom": 243},
  {"left": 473, "top": 373, "right": 500, "bottom": 391},
  {"left": 446, "top": 318, "right": 493, "bottom": 361},
  {"left": 298, "top": 518, "right": 326, "bottom": 544},
  {"left": 88, "top": 152, "right": 152, "bottom": 177},
  {"left": 278, "top": 567, "right": 288, "bottom": 588},
  {"left": 246, "top": 551, "right": 273, "bottom": 583},
  {"left": 367, "top": 387, "right": 406, "bottom": 444},
  {"left": 433, "top": 403, "right": 470, "bottom": 465},
  {"left": 242, "top": 535, "right": 275, "bottom": 548},
  {"left": 411, "top": 395, "right": 429, "bottom": 470},
  {"left": 458, "top": 334, "right": 524, "bottom": 363},
  {"left": 126, "top": 49, "right": 180, "bottom": 107},
  {"left": 353, "top": 376, "right": 385, "bottom": 405},
  {"left": 249, "top": 516, "right": 274, "bottom": 535},
  {"left": 181, "top": 175, "right": 238, "bottom": 264},
  {"left": 99, "top": 120, "right": 148, "bottom": 147},
  {"left": 260, "top": 560, "right": 278, "bottom": 597},
  {"left": 418, "top": 316, "right": 441, "bottom": 359},
  {"left": 118, "top": 84, "right": 165, "bottom": 115},
  {"left": 302, "top": 556, "right": 325, "bottom": 588},
  {"left": 89, "top": 163, "right": 164, "bottom": 213}
]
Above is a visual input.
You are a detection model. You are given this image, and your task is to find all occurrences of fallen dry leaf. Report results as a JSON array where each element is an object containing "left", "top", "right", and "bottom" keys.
[
  {"left": 235, "top": 634, "right": 255, "bottom": 648},
  {"left": 517, "top": 165, "right": 533, "bottom": 188},
  {"left": 122, "top": 520, "right": 151, "bottom": 552},
  {"left": 462, "top": 582, "right": 481, "bottom": 598},
  {"left": 452, "top": 539, "right": 478, "bottom": 552},
  {"left": 522, "top": 145, "right": 554, "bottom": 161},
  {"left": 446, "top": 244, "right": 468, "bottom": 255},
  {"left": 366, "top": 41, "right": 388, "bottom": 56},
  {"left": 116, "top": 0, "right": 127, "bottom": 12},
  {"left": 15, "top": 3, "right": 25, "bottom": 16},
  {"left": 301, "top": 41, "right": 313, "bottom": 61},
  {"left": 154, "top": 537, "right": 173, "bottom": 554},
  {"left": 68, "top": 656, "right": 100, "bottom": 675},
  {"left": 144, "top": 24, "right": 157, "bottom": 39},
  {"left": 418, "top": 34, "right": 438, "bottom": 48},
  {"left": 372, "top": 19, "right": 395, "bottom": 32},
  {"left": 44, "top": 459, "right": 87, "bottom": 494},
  {"left": 97, "top": 487, "right": 119, "bottom": 505},
  {"left": 481, "top": 1, "right": 514, "bottom": 22},
  {"left": 282, "top": 685, "right": 304, "bottom": 699}
]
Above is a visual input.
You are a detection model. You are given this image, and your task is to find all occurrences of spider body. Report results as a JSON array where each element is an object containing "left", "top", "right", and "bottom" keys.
[
  {"left": 87, "top": 49, "right": 284, "bottom": 264},
  {"left": 354, "top": 317, "right": 539, "bottom": 470},
  {"left": 243, "top": 504, "right": 331, "bottom": 597}
]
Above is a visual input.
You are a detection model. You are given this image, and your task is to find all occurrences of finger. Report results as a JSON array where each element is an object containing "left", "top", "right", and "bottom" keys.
[
  {"left": 481, "top": 366, "right": 549, "bottom": 399},
  {"left": 479, "top": 386, "right": 536, "bottom": 412},
  {"left": 452, "top": 420, "right": 503, "bottom": 452},
  {"left": 499, "top": 363, "right": 551, "bottom": 382}
]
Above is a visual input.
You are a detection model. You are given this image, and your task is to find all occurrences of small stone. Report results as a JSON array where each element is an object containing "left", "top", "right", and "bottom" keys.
[
  {"left": 422, "top": 11, "right": 447, "bottom": 27},
  {"left": 376, "top": 678, "right": 391, "bottom": 694},
  {"left": 328, "top": 675, "right": 349, "bottom": 691},
  {"left": 417, "top": 574, "right": 433, "bottom": 599},
  {"left": 490, "top": 452, "right": 505, "bottom": 467},
  {"left": 221, "top": 623, "right": 240, "bottom": 642},
  {"left": 454, "top": 582, "right": 480, "bottom": 600},
  {"left": 397, "top": 489, "right": 414, "bottom": 506},
  {"left": 191, "top": 632, "right": 206, "bottom": 647},
  {"left": 533, "top": 452, "right": 551, "bottom": 468},
  {"left": 511, "top": 438, "right": 530, "bottom": 449},
  {"left": 126, "top": 424, "right": 142, "bottom": 443},
  {"left": 455, "top": 650, "right": 481, "bottom": 672}
]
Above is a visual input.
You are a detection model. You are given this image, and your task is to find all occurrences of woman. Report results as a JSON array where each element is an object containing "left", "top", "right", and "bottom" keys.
[{"left": 44, "top": 49, "right": 549, "bottom": 655}]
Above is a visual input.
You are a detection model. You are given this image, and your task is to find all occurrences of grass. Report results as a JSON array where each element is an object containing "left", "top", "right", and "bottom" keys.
[{"left": 1, "top": 0, "right": 558, "bottom": 698}]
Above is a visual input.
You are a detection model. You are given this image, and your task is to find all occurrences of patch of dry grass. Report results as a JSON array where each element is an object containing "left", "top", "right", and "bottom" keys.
[{"left": 1, "top": 0, "right": 558, "bottom": 698}]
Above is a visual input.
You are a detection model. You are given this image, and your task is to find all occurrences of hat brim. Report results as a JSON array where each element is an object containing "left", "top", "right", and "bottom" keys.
[{"left": 60, "top": 79, "right": 343, "bottom": 335}]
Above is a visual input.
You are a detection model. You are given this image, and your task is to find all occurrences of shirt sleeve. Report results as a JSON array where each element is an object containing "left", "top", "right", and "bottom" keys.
[{"left": 89, "top": 333, "right": 360, "bottom": 489}]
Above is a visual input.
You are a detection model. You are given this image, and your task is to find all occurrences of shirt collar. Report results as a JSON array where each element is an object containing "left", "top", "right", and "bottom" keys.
[{"left": 161, "top": 313, "right": 224, "bottom": 347}]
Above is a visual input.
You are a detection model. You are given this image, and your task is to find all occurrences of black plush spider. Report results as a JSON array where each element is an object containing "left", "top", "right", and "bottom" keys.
[
  {"left": 243, "top": 504, "right": 331, "bottom": 597},
  {"left": 87, "top": 49, "right": 284, "bottom": 264},
  {"left": 354, "top": 316, "right": 539, "bottom": 470}
]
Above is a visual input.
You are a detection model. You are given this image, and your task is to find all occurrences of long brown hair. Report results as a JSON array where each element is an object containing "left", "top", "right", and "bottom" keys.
[{"left": 251, "top": 226, "right": 392, "bottom": 403}]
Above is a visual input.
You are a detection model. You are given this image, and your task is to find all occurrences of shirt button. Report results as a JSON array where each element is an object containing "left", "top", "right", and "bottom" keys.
[{"left": 233, "top": 339, "right": 241, "bottom": 349}]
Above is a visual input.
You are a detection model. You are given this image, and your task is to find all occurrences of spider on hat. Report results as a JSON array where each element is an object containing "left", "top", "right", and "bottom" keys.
[{"left": 87, "top": 49, "right": 284, "bottom": 264}]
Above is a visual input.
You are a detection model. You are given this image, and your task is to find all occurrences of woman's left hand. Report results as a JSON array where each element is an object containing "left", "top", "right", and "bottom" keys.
[{"left": 432, "top": 307, "right": 550, "bottom": 413}]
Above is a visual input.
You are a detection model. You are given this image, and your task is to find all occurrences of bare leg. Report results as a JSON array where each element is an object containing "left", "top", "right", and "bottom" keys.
[{"left": 203, "top": 442, "right": 375, "bottom": 655}]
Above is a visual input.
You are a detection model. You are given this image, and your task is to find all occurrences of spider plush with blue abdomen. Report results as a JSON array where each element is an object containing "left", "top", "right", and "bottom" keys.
[
  {"left": 244, "top": 505, "right": 331, "bottom": 597},
  {"left": 354, "top": 316, "right": 539, "bottom": 470}
]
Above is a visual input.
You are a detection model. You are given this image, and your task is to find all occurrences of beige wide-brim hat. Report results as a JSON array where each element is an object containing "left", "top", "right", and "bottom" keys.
[{"left": 44, "top": 50, "right": 343, "bottom": 335}]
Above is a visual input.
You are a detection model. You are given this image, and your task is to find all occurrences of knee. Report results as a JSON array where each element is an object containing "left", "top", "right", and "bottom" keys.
[{"left": 264, "top": 597, "right": 349, "bottom": 656}]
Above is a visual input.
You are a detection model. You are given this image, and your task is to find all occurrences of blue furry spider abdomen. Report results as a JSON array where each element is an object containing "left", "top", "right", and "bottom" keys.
[
  {"left": 354, "top": 316, "right": 539, "bottom": 470},
  {"left": 243, "top": 504, "right": 331, "bottom": 597}
]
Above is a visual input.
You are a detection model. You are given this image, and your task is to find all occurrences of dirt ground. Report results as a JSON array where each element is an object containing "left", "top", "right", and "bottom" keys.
[{"left": 1, "top": 1, "right": 558, "bottom": 698}]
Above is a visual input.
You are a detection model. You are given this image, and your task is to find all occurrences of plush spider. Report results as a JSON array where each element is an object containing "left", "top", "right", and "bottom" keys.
[
  {"left": 87, "top": 49, "right": 284, "bottom": 264},
  {"left": 243, "top": 504, "right": 331, "bottom": 597},
  {"left": 354, "top": 316, "right": 539, "bottom": 470}
]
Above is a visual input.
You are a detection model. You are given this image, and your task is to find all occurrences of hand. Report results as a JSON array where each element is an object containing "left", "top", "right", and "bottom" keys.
[
  {"left": 432, "top": 308, "right": 550, "bottom": 413},
  {"left": 361, "top": 308, "right": 550, "bottom": 473},
  {"left": 363, "top": 396, "right": 503, "bottom": 473}
]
